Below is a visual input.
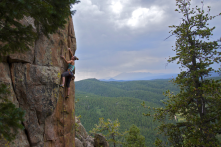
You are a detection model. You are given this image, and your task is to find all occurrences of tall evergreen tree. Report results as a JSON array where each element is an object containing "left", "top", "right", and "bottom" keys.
[
  {"left": 124, "top": 125, "right": 146, "bottom": 147},
  {"left": 143, "top": 0, "right": 221, "bottom": 146},
  {"left": 90, "top": 118, "right": 126, "bottom": 147}
]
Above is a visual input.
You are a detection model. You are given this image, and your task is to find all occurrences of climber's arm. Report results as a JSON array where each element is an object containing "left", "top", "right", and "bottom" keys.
[
  {"left": 61, "top": 56, "right": 72, "bottom": 64},
  {"left": 68, "top": 48, "right": 73, "bottom": 58}
]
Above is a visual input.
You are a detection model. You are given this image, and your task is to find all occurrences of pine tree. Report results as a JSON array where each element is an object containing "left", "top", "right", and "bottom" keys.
[
  {"left": 90, "top": 118, "right": 126, "bottom": 147},
  {"left": 0, "top": 84, "right": 25, "bottom": 141},
  {"left": 0, "top": 0, "right": 80, "bottom": 59},
  {"left": 143, "top": 0, "right": 221, "bottom": 146},
  {"left": 124, "top": 125, "right": 146, "bottom": 147}
]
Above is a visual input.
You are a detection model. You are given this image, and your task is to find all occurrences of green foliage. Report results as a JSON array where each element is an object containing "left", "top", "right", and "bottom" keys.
[
  {"left": 124, "top": 124, "right": 146, "bottom": 147},
  {"left": 90, "top": 118, "right": 127, "bottom": 147},
  {"left": 77, "top": 77, "right": 220, "bottom": 146},
  {"left": 0, "top": 84, "right": 25, "bottom": 142},
  {"left": 144, "top": 1, "right": 221, "bottom": 146},
  {"left": 75, "top": 115, "right": 81, "bottom": 132},
  {"left": 0, "top": 0, "right": 80, "bottom": 58},
  {"left": 76, "top": 92, "right": 161, "bottom": 146},
  {"left": 75, "top": 79, "right": 180, "bottom": 146},
  {"left": 75, "top": 79, "right": 180, "bottom": 106}
]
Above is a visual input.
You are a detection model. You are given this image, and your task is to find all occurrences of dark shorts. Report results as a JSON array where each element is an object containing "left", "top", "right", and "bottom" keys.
[{"left": 61, "top": 71, "right": 73, "bottom": 88}]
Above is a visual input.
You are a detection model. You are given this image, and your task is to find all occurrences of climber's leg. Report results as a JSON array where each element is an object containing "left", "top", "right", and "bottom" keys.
[
  {"left": 67, "top": 87, "right": 70, "bottom": 98},
  {"left": 60, "top": 71, "right": 69, "bottom": 88},
  {"left": 61, "top": 77, "right": 65, "bottom": 85},
  {"left": 65, "top": 75, "right": 72, "bottom": 99}
]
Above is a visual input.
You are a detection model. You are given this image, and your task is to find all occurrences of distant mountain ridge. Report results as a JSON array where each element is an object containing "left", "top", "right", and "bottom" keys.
[
  {"left": 100, "top": 71, "right": 220, "bottom": 81},
  {"left": 99, "top": 78, "right": 126, "bottom": 82},
  {"left": 75, "top": 78, "right": 180, "bottom": 105}
]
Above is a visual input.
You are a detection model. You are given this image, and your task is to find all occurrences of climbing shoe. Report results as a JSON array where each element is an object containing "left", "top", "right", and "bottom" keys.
[
  {"left": 65, "top": 95, "right": 69, "bottom": 99},
  {"left": 59, "top": 85, "right": 64, "bottom": 88}
]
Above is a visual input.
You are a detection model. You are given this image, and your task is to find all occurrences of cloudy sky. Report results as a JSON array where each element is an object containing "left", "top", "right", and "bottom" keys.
[{"left": 71, "top": 0, "right": 221, "bottom": 81}]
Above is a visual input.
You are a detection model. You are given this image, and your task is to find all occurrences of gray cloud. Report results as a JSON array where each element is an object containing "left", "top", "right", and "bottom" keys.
[{"left": 72, "top": 0, "right": 221, "bottom": 81}]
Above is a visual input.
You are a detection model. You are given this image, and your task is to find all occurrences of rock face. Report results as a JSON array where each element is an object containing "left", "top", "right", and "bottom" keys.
[
  {"left": 75, "top": 117, "right": 109, "bottom": 147},
  {"left": 75, "top": 117, "right": 94, "bottom": 147},
  {"left": 0, "top": 16, "right": 76, "bottom": 147}
]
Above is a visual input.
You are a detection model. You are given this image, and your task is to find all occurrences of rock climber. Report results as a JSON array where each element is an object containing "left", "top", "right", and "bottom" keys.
[{"left": 60, "top": 48, "right": 79, "bottom": 99}]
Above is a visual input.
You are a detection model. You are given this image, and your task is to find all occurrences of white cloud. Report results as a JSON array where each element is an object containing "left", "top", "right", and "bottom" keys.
[
  {"left": 72, "top": 0, "right": 221, "bottom": 81},
  {"left": 127, "top": 7, "right": 149, "bottom": 28},
  {"left": 113, "top": 6, "right": 165, "bottom": 30},
  {"left": 73, "top": 0, "right": 103, "bottom": 17},
  {"left": 110, "top": 1, "right": 123, "bottom": 14},
  {"left": 127, "top": 6, "right": 164, "bottom": 28}
]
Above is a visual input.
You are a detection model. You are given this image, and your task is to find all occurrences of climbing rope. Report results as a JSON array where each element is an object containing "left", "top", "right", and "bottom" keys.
[
  {"left": 62, "top": 88, "right": 65, "bottom": 147},
  {"left": 59, "top": 39, "right": 76, "bottom": 146},
  {"left": 59, "top": 41, "right": 66, "bottom": 147},
  {"left": 57, "top": 77, "right": 66, "bottom": 147}
]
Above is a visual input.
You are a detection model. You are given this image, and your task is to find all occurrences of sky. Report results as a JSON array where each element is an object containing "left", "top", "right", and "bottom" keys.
[{"left": 71, "top": 0, "right": 221, "bottom": 81}]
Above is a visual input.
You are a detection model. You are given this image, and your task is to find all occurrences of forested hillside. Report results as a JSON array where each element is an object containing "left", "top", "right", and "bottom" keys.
[
  {"left": 76, "top": 92, "right": 163, "bottom": 145},
  {"left": 75, "top": 77, "right": 220, "bottom": 146},
  {"left": 75, "top": 79, "right": 180, "bottom": 105},
  {"left": 75, "top": 79, "right": 180, "bottom": 146},
  {"left": 75, "top": 77, "right": 219, "bottom": 146}
]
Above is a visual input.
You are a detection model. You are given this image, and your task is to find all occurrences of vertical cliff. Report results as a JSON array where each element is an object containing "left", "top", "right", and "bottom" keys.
[{"left": 0, "top": 16, "right": 76, "bottom": 147}]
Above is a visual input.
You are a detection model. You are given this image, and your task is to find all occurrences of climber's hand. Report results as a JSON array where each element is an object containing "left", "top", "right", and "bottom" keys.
[
  {"left": 68, "top": 48, "right": 73, "bottom": 57},
  {"left": 61, "top": 55, "right": 64, "bottom": 59}
]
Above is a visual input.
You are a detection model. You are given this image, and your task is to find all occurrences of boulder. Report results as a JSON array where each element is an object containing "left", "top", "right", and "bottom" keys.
[
  {"left": 75, "top": 138, "right": 84, "bottom": 147},
  {"left": 75, "top": 117, "right": 95, "bottom": 147},
  {"left": 84, "top": 136, "right": 94, "bottom": 147},
  {"left": 75, "top": 117, "right": 110, "bottom": 147},
  {"left": 94, "top": 134, "right": 109, "bottom": 147}
]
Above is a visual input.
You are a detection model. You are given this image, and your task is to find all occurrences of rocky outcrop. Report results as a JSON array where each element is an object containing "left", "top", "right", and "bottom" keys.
[
  {"left": 75, "top": 138, "right": 84, "bottom": 147},
  {"left": 75, "top": 117, "right": 94, "bottom": 147},
  {"left": 94, "top": 134, "right": 109, "bottom": 147},
  {"left": 0, "top": 15, "right": 76, "bottom": 147},
  {"left": 75, "top": 117, "right": 109, "bottom": 147}
]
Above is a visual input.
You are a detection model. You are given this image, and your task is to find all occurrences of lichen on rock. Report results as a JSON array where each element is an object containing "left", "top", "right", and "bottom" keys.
[{"left": 0, "top": 16, "right": 77, "bottom": 147}]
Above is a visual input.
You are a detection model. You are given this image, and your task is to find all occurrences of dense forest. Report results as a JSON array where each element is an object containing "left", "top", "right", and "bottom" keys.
[
  {"left": 75, "top": 77, "right": 221, "bottom": 146},
  {"left": 75, "top": 78, "right": 180, "bottom": 106},
  {"left": 75, "top": 79, "right": 180, "bottom": 146}
]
